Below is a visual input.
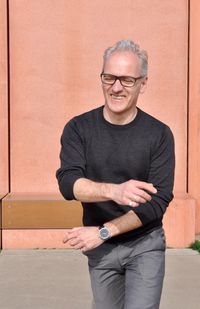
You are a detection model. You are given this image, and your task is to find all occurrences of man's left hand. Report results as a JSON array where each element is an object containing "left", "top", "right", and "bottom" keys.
[{"left": 63, "top": 226, "right": 104, "bottom": 252}]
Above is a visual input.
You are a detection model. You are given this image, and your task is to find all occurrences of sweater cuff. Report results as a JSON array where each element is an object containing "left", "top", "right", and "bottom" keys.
[
  {"left": 59, "top": 174, "right": 83, "bottom": 200},
  {"left": 131, "top": 203, "right": 158, "bottom": 226}
]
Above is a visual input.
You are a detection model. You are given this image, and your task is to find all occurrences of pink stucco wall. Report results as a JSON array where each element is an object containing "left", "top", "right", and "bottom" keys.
[
  {"left": 9, "top": 0, "right": 187, "bottom": 194},
  {"left": 189, "top": 0, "right": 200, "bottom": 232},
  {"left": 1, "top": 0, "right": 199, "bottom": 248},
  {"left": 0, "top": 0, "right": 8, "bottom": 195}
]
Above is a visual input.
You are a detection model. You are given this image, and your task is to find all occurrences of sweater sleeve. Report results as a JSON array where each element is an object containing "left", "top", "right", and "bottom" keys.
[
  {"left": 133, "top": 125, "right": 175, "bottom": 225},
  {"left": 56, "top": 119, "right": 86, "bottom": 200}
]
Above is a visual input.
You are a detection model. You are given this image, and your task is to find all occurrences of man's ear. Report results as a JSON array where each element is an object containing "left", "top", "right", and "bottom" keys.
[{"left": 140, "top": 76, "right": 148, "bottom": 94}]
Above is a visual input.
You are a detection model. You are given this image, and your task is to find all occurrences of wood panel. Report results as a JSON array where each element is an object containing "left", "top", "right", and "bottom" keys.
[{"left": 2, "top": 193, "right": 82, "bottom": 229}]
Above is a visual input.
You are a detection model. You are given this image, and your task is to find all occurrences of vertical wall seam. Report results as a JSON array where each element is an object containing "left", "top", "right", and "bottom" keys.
[
  {"left": 6, "top": 0, "right": 11, "bottom": 193},
  {"left": 186, "top": 0, "right": 190, "bottom": 193}
]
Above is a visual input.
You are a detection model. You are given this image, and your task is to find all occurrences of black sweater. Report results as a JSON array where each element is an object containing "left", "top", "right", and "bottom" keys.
[{"left": 56, "top": 106, "right": 175, "bottom": 242}]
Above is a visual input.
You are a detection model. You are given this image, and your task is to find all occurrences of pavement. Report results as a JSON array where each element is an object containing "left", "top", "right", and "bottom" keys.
[{"left": 0, "top": 249, "right": 199, "bottom": 309}]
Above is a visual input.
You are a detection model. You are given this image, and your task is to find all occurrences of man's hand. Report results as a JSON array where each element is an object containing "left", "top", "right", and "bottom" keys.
[
  {"left": 63, "top": 227, "right": 104, "bottom": 252},
  {"left": 110, "top": 180, "right": 157, "bottom": 207}
]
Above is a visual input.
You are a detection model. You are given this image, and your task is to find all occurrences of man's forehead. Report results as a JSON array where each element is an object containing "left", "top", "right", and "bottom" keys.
[{"left": 103, "top": 51, "right": 141, "bottom": 74}]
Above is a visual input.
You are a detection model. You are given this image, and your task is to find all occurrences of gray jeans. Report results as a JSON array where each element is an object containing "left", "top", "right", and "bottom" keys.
[{"left": 84, "top": 228, "right": 166, "bottom": 309}]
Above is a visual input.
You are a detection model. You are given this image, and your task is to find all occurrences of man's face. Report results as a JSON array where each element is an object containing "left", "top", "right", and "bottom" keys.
[{"left": 101, "top": 51, "right": 147, "bottom": 117}]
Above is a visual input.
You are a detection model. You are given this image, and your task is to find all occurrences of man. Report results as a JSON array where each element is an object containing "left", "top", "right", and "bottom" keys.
[{"left": 56, "top": 39, "right": 175, "bottom": 309}]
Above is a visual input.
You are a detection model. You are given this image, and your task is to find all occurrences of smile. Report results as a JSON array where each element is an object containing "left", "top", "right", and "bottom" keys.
[{"left": 110, "top": 94, "right": 125, "bottom": 100}]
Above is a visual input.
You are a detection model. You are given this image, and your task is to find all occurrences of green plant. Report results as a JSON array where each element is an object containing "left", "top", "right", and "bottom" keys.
[{"left": 189, "top": 240, "right": 200, "bottom": 252}]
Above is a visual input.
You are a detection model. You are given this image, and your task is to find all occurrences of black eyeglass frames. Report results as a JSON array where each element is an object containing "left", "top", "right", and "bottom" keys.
[{"left": 100, "top": 73, "right": 144, "bottom": 87}]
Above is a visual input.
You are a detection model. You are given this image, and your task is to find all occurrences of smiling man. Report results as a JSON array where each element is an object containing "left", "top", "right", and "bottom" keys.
[{"left": 56, "top": 40, "right": 175, "bottom": 309}]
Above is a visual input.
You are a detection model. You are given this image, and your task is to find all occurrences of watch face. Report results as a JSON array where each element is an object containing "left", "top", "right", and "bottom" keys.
[{"left": 99, "top": 227, "right": 110, "bottom": 240}]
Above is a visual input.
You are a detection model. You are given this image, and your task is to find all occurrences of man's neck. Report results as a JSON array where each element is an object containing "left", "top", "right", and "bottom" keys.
[{"left": 103, "top": 106, "right": 138, "bottom": 125}]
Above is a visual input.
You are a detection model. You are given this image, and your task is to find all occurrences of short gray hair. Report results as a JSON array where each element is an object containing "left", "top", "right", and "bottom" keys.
[{"left": 103, "top": 39, "right": 148, "bottom": 76}]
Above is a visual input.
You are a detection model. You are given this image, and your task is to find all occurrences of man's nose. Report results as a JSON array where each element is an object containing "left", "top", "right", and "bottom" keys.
[{"left": 112, "top": 79, "right": 123, "bottom": 92}]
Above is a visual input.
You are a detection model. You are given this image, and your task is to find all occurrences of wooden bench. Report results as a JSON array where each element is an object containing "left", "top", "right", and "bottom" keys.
[
  {"left": 2, "top": 193, "right": 83, "bottom": 249},
  {"left": 1, "top": 192, "right": 196, "bottom": 249}
]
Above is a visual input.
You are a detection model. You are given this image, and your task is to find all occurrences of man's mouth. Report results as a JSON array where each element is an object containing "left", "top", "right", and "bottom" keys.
[{"left": 110, "top": 94, "right": 125, "bottom": 100}]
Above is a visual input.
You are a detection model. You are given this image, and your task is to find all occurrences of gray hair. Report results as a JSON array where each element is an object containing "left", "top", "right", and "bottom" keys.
[{"left": 103, "top": 39, "right": 148, "bottom": 76}]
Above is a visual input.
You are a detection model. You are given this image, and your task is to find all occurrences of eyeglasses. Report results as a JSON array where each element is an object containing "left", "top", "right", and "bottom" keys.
[{"left": 100, "top": 73, "right": 144, "bottom": 88}]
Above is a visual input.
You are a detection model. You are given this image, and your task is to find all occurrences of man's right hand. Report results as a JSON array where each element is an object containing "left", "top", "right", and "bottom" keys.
[{"left": 109, "top": 180, "right": 157, "bottom": 207}]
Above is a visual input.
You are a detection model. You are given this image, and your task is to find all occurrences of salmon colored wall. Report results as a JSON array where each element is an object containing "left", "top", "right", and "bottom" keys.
[
  {"left": 9, "top": 0, "right": 188, "bottom": 194},
  {"left": 1, "top": 0, "right": 199, "bottom": 249},
  {"left": 189, "top": 0, "right": 200, "bottom": 233},
  {"left": 0, "top": 0, "right": 8, "bottom": 194}
]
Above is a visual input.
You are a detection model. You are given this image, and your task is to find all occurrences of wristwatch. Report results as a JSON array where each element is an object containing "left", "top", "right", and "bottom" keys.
[{"left": 99, "top": 225, "right": 111, "bottom": 240}]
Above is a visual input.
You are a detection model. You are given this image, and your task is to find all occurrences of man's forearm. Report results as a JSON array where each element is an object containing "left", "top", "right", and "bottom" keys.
[
  {"left": 73, "top": 177, "right": 156, "bottom": 206},
  {"left": 104, "top": 210, "right": 142, "bottom": 237},
  {"left": 63, "top": 210, "right": 143, "bottom": 252},
  {"left": 73, "top": 178, "right": 114, "bottom": 202}
]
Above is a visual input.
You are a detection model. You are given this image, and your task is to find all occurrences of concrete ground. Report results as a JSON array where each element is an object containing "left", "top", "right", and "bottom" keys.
[{"left": 0, "top": 249, "right": 199, "bottom": 309}]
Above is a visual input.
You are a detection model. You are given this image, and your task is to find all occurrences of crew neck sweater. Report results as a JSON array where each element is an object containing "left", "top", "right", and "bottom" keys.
[{"left": 56, "top": 106, "right": 175, "bottom": 242}]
